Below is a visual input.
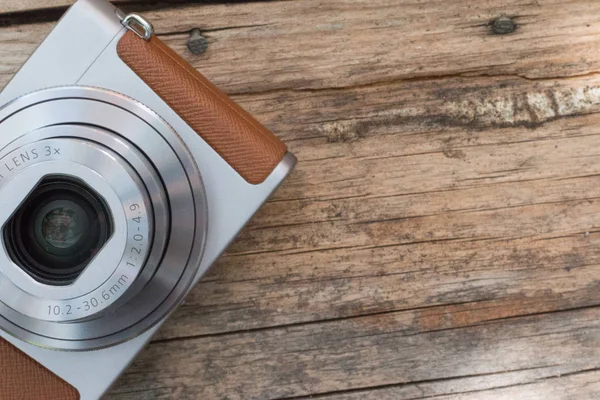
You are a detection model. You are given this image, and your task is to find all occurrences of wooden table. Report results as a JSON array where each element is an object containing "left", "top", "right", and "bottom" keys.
[{"left": 3, "top": 0, "right": 600, "bottom": 398}]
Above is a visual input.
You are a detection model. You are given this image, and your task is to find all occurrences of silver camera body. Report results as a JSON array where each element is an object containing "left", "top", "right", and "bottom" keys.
[{"left": 0, "top": 1, "right": 295, "bottom": 398}]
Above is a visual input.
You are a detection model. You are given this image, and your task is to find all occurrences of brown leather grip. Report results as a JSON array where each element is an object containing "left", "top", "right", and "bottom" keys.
[
  {"left": 117, "top": 31, "right": 288, "bottom": 185},
  {"left": 0, "top": 338, "right": 79, "bottom": 400}
]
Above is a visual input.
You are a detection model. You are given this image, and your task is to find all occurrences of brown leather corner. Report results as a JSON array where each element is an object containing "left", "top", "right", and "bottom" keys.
[
  {"left": 117, "top": 31, "right": 288, "bottom": 185},
  {"left": 0, "top": 338, "right": 79, "bottom": 400}
]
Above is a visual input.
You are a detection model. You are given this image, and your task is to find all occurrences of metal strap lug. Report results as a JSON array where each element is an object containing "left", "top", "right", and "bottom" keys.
[{"left": 120, "top": 13, "right": 154, "bottom": 41}]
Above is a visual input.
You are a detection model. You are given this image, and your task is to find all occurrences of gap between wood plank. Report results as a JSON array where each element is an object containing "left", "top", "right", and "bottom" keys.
[
  {"left": 150, "top": 299, "right": 600, "bottom": 344},
  {"left": 273, "top": 367, "right": 600, "bottom": 400}
]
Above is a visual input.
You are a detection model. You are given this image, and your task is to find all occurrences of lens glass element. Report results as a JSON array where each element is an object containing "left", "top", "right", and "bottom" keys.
[
  {"left": 4, "top": 175, "right": 113, "bottom": 286},
  {"left": 39, "top": 200, "right": 88, "bottom": 250}
]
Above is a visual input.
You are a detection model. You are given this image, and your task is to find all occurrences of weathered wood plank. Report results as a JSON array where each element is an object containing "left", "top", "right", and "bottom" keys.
[
  {"left": 157, "top": 71, "right": 600, "bottom": 339},
  {"left": 3, "top": 1, "right": 600, "bottom": 93},
  {"left": 325, "top": 370, "right": 600, "bottom": 400},
  {"left": 108, "top": 307, "right": 600, "bottom": 399},
  {"left": 2, "top": 0, "right": 600, "bottom": 399},
  {"left": 1, "top": 0, "right": 282, "bottom": 14},
  {"left": 117, "top": 0, "right": 600, "bottom": 92}
]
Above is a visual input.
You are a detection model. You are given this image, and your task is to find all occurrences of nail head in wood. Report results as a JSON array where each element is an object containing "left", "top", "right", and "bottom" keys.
[
  {"left": 188, "top": 28, "right": 208, "bottom": 55},
  {"left": 491, "top": 16, "right": 517, "bottom": 35}
]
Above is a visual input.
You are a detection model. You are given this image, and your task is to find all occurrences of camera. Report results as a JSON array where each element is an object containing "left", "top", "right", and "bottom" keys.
[{"left": 0, "top": 1, "right": 295, "bottom": 398}]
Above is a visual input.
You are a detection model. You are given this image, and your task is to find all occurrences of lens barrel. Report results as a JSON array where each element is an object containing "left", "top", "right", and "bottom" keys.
[{"left": 0, "top": 87, "right": 206, "bottom": 350}]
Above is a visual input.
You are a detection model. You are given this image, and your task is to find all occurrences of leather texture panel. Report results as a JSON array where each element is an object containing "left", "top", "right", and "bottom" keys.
[
  {"left": 0, "top": 338, "right": 79, "bottom": 400},
  {"left": 117, "top": 31, "right": 288, "bottom": 185}
]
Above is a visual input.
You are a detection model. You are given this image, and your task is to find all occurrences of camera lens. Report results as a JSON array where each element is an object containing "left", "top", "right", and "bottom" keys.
[{"left": 4, "top": 176, "right": 113, "bottom": 286}]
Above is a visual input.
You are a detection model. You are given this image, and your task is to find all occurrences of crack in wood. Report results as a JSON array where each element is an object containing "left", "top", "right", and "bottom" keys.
[{"left": 272, "top": 365, "right": 565, "bottom": 400}]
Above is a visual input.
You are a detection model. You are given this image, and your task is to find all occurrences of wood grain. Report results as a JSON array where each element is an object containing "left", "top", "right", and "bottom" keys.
[
  {"left": 108, "top": 307, "right": 600, "bottom": 399},
  {"left": 3, "top": 0, "right": 600, "bottom": 399}
]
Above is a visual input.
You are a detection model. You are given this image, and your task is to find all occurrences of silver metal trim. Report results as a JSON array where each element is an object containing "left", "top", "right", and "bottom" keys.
[{"left": 0, "top": 0, "right": 124, "bottom": 107}]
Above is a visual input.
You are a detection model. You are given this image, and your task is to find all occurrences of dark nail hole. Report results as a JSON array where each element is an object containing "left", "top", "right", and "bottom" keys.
[{"left": 491, "top": 16, "right": 517, "bottom": 35}]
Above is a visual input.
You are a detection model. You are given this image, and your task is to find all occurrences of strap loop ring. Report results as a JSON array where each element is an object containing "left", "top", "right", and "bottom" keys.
[{"left": 121, "top": 14, "right": 154, "bottom": 41}]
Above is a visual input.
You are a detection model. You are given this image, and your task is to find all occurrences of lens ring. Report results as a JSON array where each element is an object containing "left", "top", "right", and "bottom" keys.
[
  {"left": 0, "top": 137, "right": 154, "bottom": 322},
  {"left": 0, "top": 87, "right": 207, "bottom": 350}
]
